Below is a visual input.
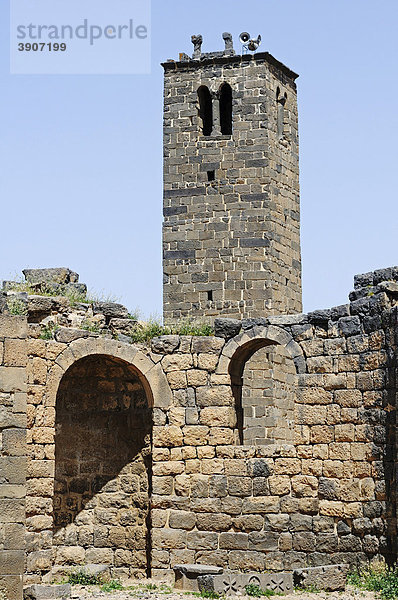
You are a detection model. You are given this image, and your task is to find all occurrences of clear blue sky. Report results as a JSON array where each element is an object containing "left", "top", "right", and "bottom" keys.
[{"left": 1, "top": 0, "right": 397, "bottom": 318}]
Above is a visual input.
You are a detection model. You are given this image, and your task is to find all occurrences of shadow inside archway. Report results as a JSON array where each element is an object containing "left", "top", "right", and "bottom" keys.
[
  {"left": 228, "top": 338, "right": 297, "bottom": 446},
  {"left": 53, "top": 354, "right": 152, "bottom": 571}
]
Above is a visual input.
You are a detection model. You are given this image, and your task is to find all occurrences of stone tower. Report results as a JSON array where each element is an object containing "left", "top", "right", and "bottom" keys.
[{"left": 162, "top": 33, "right": 302, "bottom": 324}]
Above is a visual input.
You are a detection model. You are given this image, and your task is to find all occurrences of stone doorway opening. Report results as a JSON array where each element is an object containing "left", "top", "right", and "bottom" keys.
[
  {"left": 229, "top": 339, "right": 296, "bottom": 446},
  {"left": 53, "top": 354, "right": 152, "bottom": 578}
]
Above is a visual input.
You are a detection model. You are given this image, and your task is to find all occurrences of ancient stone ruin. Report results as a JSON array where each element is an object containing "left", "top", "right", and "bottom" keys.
[{"left": 1, "top": 33, "right": 397, "bottom": 600}]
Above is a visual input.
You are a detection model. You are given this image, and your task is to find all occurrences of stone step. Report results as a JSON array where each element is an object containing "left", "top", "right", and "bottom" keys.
[
  {"left": 24, "top": 584, "right": 71, "bottom": 600},
  {"left": 293, "top": 564, "right": 349, "bottom": 591},
  {"left": 173, "top": 564, "right": 224, "bottom": 591}
]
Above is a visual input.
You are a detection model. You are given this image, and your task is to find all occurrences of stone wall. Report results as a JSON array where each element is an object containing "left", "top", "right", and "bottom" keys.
[
  {"left": 0, "top": 316, "right": 28, "bottom": 600},
  {"left": 149, "top": 283, "right": 396, "bottom": 574},
  {"left": 162, "top": 44, "right": 302, "bottom": 323},
  {"left": 1, "top": 266, "right": 398, "bottom": 590}
]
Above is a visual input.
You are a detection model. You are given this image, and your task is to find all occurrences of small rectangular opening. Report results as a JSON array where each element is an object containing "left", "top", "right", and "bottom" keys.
[
  {"left": 207, "top": 170, "right": 215, "bottom": 182},
  {"left": 207, "top": 290, "right": 213, "bottom": 301}
]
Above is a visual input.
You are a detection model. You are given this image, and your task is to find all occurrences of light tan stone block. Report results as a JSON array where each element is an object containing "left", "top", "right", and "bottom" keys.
[
  {"left": 152, "top": 461, "right": 184, "bottom": 476},
  {"left": 291, "top": 475, "right": 318, "bottom": 497},
  {"left": 197, "top": 353, "right": 219, "bottom": 371},
  {"left": 0, "top": 315, "right": 27, "bottom": 339},
  {"left": 0, "top": 367, "right": 26, "bottom": 393},
  {"left": 166, "top": 370, "right": 187, "bottom": 389},
  {"left": 296, "top": 387, "right": 332, "bottom": 405},
  {"left": 27, "top": 358, "right": 47, "bottom": 385},
  {"left": 153, "top": 425, "right": 183, "bottom": 447},
  {"left": 162, "top": 354, "right": 193, "bottom": 372},
  {"left": 268, "top": 475, "right": 290, "bottom": 495},
  {"left": 186, "top": 369, "right": 208, "bottom": 387},
  {"left": 3, "top": 340, "right": 27, "bottom": 367},
  {"left": 199, "top": 407, "right": 236, "bottom": 427},
  {"left": 334, "top": 389, "right": 362, "bottom": 407},
  {"left": 169, "top": 407, "right": 186, "bottom": 426},
  {"left": 319, "top": 500, "right": 344, "bottom": 517},
  {"left": 196, "top": 385, "right": 234, "bottom": 407},
  {"left": 183, "top": 425, "right": 209, "bottom": 446}
]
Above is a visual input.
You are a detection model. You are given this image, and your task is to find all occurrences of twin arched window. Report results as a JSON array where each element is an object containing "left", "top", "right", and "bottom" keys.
[{"left": 197, "top": 83, "right": 232, "bottom": 136}]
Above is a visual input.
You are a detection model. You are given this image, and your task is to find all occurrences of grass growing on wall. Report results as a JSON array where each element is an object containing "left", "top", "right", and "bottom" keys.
[
  {"left": 4, "top": 279, "right": 121, "bottom": 309},
  {"left": 129, "top": 318, "right": 214, "bottom": 342},
  {"left": 6, "top": 297, "right": 28, "bottom": 315},
  {"left": 3, "top": 279, "right": 215, "bottom": 340}
]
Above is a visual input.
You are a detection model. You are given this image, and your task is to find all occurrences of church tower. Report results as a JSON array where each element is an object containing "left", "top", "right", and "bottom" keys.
[{"left": 162, "top": 33, "right": 302, "bottom": 323}]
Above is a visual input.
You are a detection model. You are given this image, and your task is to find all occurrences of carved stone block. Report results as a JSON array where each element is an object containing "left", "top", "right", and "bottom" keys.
[{"left": 198, "top": 571, "right": 293, "bottom": 595}]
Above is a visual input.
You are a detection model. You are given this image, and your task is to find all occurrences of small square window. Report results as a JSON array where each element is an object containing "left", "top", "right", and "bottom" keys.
[{"left": 207, "top": 170, "right": 215, "bottom": 182}]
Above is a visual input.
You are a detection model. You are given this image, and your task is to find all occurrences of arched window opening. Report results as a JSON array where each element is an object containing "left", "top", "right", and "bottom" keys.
[
  {"left": 219, "top": 83, "right": 233, "bottom": 135},
  {"left": 229, "top": 339, "right": 296, "bottom": 446},
  {"left": 276, "top": 86, "right": 288, "bottom": 138},
  {"left": 197, "top": 85, "right": 213, "bottom": 136}
]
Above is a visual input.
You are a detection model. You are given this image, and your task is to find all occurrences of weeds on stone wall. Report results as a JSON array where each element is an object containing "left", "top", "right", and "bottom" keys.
[
  {"left": 130, "top": 318, "right": 214, "bottom": 342},
  {"left": 4, "top": 279, "right": 121, "bottom": 309},
  {"left": 67, "top": 568, "right": 102, "bottom": 585},
  {"left": 293, "top": 585, "right": 320, "bottom": 594},
  {"left": 6, "top": 296, "right": 27, "bottom": 315},
  {"left": 66, "top": 580, "right": 175, "bottom": 595},
  {"left": 80, "top": 319, "right": 102, "bottom": 333},
  {"left": 347, "top": 562, "right": 398, "bottom": 599},
  {"left": 3, "top": 279, "right": 214, "bottom": 340},
  {"left": 39, "top": 323, "right": 58, "bottom": 340},
  {"left": 127, "top": 583, "right": 172, "bottom": 595}
]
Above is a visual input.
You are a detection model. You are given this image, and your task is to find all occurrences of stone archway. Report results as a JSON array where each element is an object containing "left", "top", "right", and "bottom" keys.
[
  {"left": 216, "top": 326, "right": 305, "bottom": 445},
  {"left": 53, "top": 354, "right": 152, "bottom": 577},
  {"left": 30, "top": 339, "right": 172, "bottom": 579}
]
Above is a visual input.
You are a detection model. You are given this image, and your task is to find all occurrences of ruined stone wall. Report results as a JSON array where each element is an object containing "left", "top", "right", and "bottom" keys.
[
  {"left": 162, "top": 51, "right": 302, "bottom": 323},
  {"left": 20, "top": 271, "right": 398, "bottom": 581},
  {"left": 1, "top": 266, "right": 398, "bottom": 589},
  {"left": 25, "top": 336, "right": 63, "bottom": 581},
  {"left": 0, "top": 316, "right": 28, "bottom": 600},
  {"left": 149, "top": 284, "right": 396, "bottom": 574}
]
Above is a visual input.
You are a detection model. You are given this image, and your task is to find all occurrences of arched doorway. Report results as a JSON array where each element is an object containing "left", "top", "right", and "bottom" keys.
[
  {"left": 218, "top": 326, "right": 302, "bottom": 446},
  {"left": 53, "top": 354, "right": 152, "bottom": 577},
  {"left": 240, "top": 343, "right": 296, "bottom": 445}
]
